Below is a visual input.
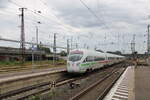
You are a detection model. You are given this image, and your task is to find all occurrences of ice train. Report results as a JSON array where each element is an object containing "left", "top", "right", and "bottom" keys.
[{"left": 67, "top": 49, "right": 125, "bottom": 73}]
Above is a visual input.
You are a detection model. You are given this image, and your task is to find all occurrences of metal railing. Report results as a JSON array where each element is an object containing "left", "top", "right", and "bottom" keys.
[{"left": 0, "top": 37, "right": 67, "bottom": 49}]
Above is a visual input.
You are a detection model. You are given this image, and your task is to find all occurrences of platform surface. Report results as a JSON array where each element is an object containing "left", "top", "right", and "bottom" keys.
[
  {"left": 135, "top": 66, "right": 150, "bottom": 100},
  {"left": 104, "top": 66, "right": 135, "bottom": 100},
  {"left": 0, "top": 67, "right": 66, "bottom": 83},
  {"left": 104, "top": 65, "right": 150, "bottom": 100}
]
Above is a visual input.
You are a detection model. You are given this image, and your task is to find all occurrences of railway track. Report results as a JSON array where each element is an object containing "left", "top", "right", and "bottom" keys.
[
  {"left": 0, "top": 60, "right": 66, "bottom": 73},
  {"left": 0, "top": 66, "right": 29, "bottom": 72},
  {"left": 69, "top": 66, "right": 126, "bottom": 100},
  {"left": 34, "top": 63, "right": 127, "bottom": 100},
  {"left": 0, "top": 68, "right": 67, "bottom": 100},
  {"left": 0, "top": 66, "right": 113, "bottom": 99},
  {"left": 0, "top": 64, "right": 64, "bottom": 73},
  {"left": 0, "top": 62, "right": 127, "bottom": 100}
]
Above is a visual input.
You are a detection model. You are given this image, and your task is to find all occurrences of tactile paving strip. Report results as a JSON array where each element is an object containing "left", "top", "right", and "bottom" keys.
[{"left": 104, "top": 66, "right": 134, "bottom": 100}]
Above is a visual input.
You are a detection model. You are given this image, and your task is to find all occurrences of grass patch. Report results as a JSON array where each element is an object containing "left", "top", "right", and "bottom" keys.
[
  {"left": 0, "top": 61, "right": 22, "bottom": 67},
  {"left": 28, "top": 95, "right": 40, "bottom": 100},
  {"left": 0, "top": 59, "right": 66, "bottom": 68}
]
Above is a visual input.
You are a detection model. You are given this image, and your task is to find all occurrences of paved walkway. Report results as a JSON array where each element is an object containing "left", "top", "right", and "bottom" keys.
[
  {"left": 104, "top": 66, "right": 150, "bottom": 100},
  {"left": 135, "top": 66, "right": 150, "bottom": 100},
  {"left": 0, "top": 67, "right": 66, "bottom": 83}
]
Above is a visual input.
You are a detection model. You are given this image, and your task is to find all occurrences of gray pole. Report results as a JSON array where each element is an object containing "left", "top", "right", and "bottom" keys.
[
  {"left": 76, "top": 43, "right": 78, "bottom": 49},
  {"left": 118, "top": 33, "right": 120, "bottom": 51},
  {"left": 71, "top": 36, "right": 73, "bottom": 50},
  {"left": 131, "top": 34, "right": 136, "bottom": 59},
  {"left": 148, "top": 25, "right": 150, "bottom": 54},
  {"left": 131, "top": 34, "right": 136, "bottom": 53},
  {"left": 35, "top": 26, "right": 38, "bottom": 61},
  {"left": 19, "top": 8, "right": 26, "bottom": 63},
  {"left": 53, "top": 33, "right": 56, "bottom": 66},
  {"left": 36, "top": 26, "right": 38, "bottom": 48},
  {"left": 95, "top": 46, "right": 97, "bottom": 50},
  {"left": 105, "top": 33, "right": 106, "bottom": 50},
  {"left": 67, "top": 39, "right": 70, "bottom": 55},
  {"left": 84, "top": 44, "right": 86, "bottom": 49},
  {"left": 31, "top": 38, "right": 34, "bottom": 72}
]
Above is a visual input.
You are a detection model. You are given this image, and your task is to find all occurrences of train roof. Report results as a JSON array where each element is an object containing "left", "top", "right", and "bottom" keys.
[
  {"left": 70, "top": 49, "right": 124, "bottom": 58},
  {"left": 70, "top": 49, "right": 105, "bottom": 56},
  {"left": 106, "top": 53, "right": 124, "bottom": 58}
]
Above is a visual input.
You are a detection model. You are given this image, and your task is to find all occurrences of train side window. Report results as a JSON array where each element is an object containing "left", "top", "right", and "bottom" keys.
[
  {"left": 108, "top": 57, "right": 115, "bottom": 60},
  {"left": 94, "top": 57, "right": 105, "bottom": 61},
  {"left": 98, "top": 57, "right": 105, "bottom": 61},
  {"left": 85, "top": 56, "right": 93, "bottom": 62},
  {"left": 95, "top": 57, "right": 97, "bottom": 61},
  {"left": 86, "top": 56, "right": 90, "bottom": 62},
  {"left": 94, "top": 57, "right": 97, "bottom": 61}
]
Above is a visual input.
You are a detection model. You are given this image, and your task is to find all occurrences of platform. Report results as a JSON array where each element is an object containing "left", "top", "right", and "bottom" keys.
[
  {"left": 104, "top": 66, "right": 134, "bottom": 100},
  {"left": 104, "top": 65, "right": 150, "bottom": 100},
  {"left": 135, "top": 66, "right": 150, "bottom": 100},
  {"left": 0, "top": 67, "right": 66, "bottom": 83}
]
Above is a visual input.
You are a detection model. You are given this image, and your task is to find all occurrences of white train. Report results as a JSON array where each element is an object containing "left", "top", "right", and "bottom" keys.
[{"left": 67, "top": 49, "right": 125, "bottom": 73}]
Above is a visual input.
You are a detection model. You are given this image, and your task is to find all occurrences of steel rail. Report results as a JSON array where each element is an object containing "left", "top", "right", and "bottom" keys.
[
  {"left": 96, "top": 68, "right": 127, "bottom": 100},
  {"left": 69, "top": 67, "right": 126, "bottom": 100},
  {"left": 0, "top": 65, "right": 118, "bottom": 99},
  {"left": 0, "top": 69, "right": 66, "bottom": 84},
  {"left": 0, "top": 63, "right": 126, "bottom": 100},
  {"left": 0, "top": 76, "right": 79, "bottom": 99},
  {"left": 0, "top": 81, "right": 51, "bottom": 99}
]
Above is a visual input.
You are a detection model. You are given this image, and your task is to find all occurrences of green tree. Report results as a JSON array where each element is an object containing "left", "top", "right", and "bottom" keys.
[
  {"left": 60, "top": 51, "right": 67, "bottom": 56},
  {"left": 39, "top": 46, "right": 51, "bottom": 54}
]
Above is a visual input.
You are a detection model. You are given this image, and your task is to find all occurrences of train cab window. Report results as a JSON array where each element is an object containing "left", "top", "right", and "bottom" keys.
[
  {"left": 83, "top": 59, "right": 86, "bottom": 62},
  {"left": 68, "top": 50, "right": 83, "bottom": 62},
  {"left": 69, "top": 54, "right": 83, "bottom": 62}
]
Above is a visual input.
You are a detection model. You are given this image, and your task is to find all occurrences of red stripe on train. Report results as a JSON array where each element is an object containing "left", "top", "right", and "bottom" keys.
[{"left": 98, "top": 60, "right": 111, "bottom": 63}]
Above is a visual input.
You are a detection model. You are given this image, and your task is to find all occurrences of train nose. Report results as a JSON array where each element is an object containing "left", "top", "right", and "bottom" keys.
[{"left": 67, "top": 62, "right": 80, "bottom": 73}]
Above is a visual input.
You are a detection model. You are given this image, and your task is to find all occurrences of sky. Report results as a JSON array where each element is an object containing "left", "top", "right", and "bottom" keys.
[{"left": 0, "top": 0, "right": 149, "bottom": 53}]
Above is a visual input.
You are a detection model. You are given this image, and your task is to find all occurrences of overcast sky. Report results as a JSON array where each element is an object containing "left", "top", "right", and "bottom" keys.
[{"left": 0, "top": 0, "right": 149, "bottom": 53}]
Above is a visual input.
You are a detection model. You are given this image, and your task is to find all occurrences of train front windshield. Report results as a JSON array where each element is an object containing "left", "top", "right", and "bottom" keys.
[
  {"left": 69, "top": 54, "right": 83, "bottom": 62},
  {"left": 68, "top": 51, "right": 83, "bottom": 62}
]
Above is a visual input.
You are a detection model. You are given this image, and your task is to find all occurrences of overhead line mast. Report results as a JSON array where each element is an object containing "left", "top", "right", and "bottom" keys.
[
  {"left": 131, "top": 34, "right": 136, "bottom": 53},
  {"left": 19, "top": 8, "right": 27, "bottom": 63},
  {"left": 147, "top": 25, "right": 150, "bottom": 54},
  {"left": 53, "top": 33, "right": 57, "bottom": 66},
  {"left": 67, "top": 39, "right": 70, "bottom": 55}
]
